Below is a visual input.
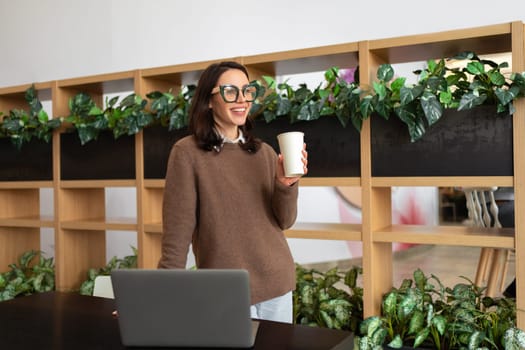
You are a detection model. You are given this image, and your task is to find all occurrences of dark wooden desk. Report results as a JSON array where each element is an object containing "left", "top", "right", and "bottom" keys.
[{"left": 0, "top": 292, "right": 353, "bottom": 349}]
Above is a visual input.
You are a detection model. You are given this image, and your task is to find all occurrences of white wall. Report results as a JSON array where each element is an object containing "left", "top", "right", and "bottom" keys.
[
  {"left": 1, "top": 0, "right": 524, "bottom": 87},
  {"left": 2, "top": 0, "right": 521, "bottom": 263}
]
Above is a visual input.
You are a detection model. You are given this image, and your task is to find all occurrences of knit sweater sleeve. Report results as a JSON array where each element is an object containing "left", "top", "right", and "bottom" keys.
[
  {"left": 158, "top": 141, "right": 197, "bottom": 269},
  {"left": 269, "top": 146, "right": 299, "bottom": 229}
]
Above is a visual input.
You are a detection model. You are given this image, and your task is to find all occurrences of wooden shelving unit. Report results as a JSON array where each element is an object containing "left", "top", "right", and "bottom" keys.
[
  {"left": 0, "top": 21, "right": 524, "bottom": 328},
  {"left": 0, "top": 82, "right": 54, "bottom": 274}
]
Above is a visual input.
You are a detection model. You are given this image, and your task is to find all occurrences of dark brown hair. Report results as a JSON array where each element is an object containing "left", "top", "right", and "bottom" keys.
[{"left": 188, "top": 61, "right": 261, "bottom": 153}]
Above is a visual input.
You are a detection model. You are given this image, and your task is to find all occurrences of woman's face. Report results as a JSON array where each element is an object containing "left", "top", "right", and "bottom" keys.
[{"left": 209, "top": 68, "right": 251, "bottom": 139}]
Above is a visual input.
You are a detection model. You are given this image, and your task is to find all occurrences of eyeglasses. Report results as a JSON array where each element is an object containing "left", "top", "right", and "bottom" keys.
[{"left": 211, "top": 84, "right": 258, "bottom": 103}]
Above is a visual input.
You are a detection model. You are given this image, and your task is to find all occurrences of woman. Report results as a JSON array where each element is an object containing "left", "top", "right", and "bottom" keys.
[{"left": 158, "top": 61, "right": 308, "bottom": 323}]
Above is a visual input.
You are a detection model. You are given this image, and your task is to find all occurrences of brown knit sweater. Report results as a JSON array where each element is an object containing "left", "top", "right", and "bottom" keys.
[{"left": 158, "top": 135, "right": 298, "bottom": 304}]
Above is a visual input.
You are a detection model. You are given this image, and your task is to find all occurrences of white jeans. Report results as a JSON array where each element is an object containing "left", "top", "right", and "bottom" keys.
[{"left": 250, "top": 291, "right": 293, "bottom": 324}]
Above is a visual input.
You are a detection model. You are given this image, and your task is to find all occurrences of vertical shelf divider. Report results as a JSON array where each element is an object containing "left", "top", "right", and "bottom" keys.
[{"left": 510, "top": 21, "right": 525, "bottom": 326}]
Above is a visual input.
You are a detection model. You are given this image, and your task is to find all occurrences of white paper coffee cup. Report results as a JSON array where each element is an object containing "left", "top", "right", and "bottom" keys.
[{"left": 277, "top": 131, "right": 304, "bottom": 177}]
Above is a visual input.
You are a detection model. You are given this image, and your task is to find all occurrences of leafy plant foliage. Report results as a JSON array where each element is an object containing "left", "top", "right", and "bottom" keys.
[
  {"left": 369, "top": 52, "right": 525, "bottom": 142},
  {"left": 79, "top": 246, "right": 137, "bottom": 296},
  {"left": 147, "top": 85, "right": 196, "bottom": 130},
  {"left": 4, "top": 51, "right": 520, "bottom": 148},
  {"left": 294, "top": 264, "right": 363, "bottom": 332},
  {"left": 65, "top": 93, "right": 152, "bottom": 145},
  {"left": 355, "top": 268, "right": 525, "bottom": 350},
  {"left": 250, "top": 67, "right": 366, "bottom": 131},
  {"left": 0, "top": 250, "right": 55, "bottom": 301},
  {"left": 0, "top": 85, "right": 61, "bottom": 149}
]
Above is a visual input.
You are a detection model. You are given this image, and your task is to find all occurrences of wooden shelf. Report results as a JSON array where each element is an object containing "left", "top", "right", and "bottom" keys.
[
  {"left": 0, "top": 181, "right": 53, "bottom": 189},
  {"left": 143, "top": 179, "right": 165, "bottom": 188},
  {"left": 0, "top": 216, "right": 54, "bottom": 228},
  {"left": 60, "top": 180, "right": 137, "bottom": 188},
  {"left": 144, "top": 222, "right": 162, "bottom": 234},
  {"left": 61, "top": 217, "right": 137, "bottom": 231},
  {"left": 285, "top": 222, "right": 361, "bottom": 241},
  {"left": 371, "top": 176, "right": 514, "bottom": 187},
  {"left": 300, "top": 177, "right": 360, "bottom": 187},
  {"left": 374, "top": 224, "right": 514, "bottom": 248}
]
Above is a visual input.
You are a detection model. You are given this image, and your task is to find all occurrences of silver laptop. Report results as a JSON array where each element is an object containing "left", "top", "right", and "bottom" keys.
[{"left": 111, "top": 268, "right": 258, "bottom": 348}]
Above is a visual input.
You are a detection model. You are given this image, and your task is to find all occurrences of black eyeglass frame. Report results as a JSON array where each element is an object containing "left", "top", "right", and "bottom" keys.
[{"left": 211, "top": 84, "right": 258, "bottom": 103}]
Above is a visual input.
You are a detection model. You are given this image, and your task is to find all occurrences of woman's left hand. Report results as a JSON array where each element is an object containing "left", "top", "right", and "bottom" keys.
[{"left": 276, "top": 143, "right": 308, "bottom": 186}]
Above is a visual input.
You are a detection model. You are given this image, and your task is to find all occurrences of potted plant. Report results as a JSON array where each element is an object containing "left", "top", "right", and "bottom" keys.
[
  {"left": 368, "top": 52, "right": 525, "bottom": 177},
  {"left": 0, "top": 250, "right": 55, "bottom": 302},
  {"left": 60, "top": 93, "right": 148, "bottom": 180},
  {"left": 0, "top": 84, "right": 61, "bottom": 150},
  {"left": 294, "top": 264, "right": 364, "bottom": 332},
  {"left": 0, "top": 85, "right": 59, "bottom": 181},
  {"left": 355, "top": 268, "right": 525, "bottom": 350}
]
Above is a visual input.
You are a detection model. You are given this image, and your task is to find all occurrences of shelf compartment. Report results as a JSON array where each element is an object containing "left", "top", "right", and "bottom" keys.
[
  {"left": 371, "top": 106, "right": 513, "bottom": 177},
  {"left": 61, "top": 217, "right": 137, "bottom": 231},
  {"left": 0, "top": 82, "right": 54, "bottom": 183},
  {"left": 143, "top": 125, "right": 190, "bottom": 179},
  {"left": 55, "top": 229, "right": 106, "bottom": 291},
  {"left": 0, "top": 227, "right": 41, "bottom": 273},
  {"left": 57, "top": 71, "right": 136, "bottom": 91},
  {"left": 53, "top": 71, "right": 136, "bottom": 127},
  {"left": 368, "top": 22, "right": 512, "bottom": 64},
  {"left": 0, "top": 139, "right": 53, "bottom": 181},
  {"left": 0, "top": 81, "right": 53, "bottom": 112},
  {"left": 285, "top": 222, "right": 361, "bottom": 241},
  {"left": 0, "top": 215, "right": 54, "bottom": 228},
  {"left": 60, "top": 131, "right": 136, "bottom": 181},
  {"left": 242, "top": 42, "right": 359, "bottom": 76},
  {"left": 374, "top": 224, "right": 514, "bottom": 248},
  {"left": 0, "top": 188, "right": 42, "bottom": 220},
  {"left": 140, "top": 60, "right": 222, "bottom": 88},
  {"left": 255, "top": 117, "right": 361, "bottom": 178}
]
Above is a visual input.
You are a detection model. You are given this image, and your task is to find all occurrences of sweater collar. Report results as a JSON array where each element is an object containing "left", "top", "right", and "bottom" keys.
[
  {"left": 212, "top": 129, "right": 245, "bottom": 153},
  {"left": 220, "top": 129, "right": 245, "bottom": 144}
]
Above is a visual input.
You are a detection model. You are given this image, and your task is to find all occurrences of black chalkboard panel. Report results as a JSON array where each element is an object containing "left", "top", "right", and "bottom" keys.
[
  {"left": 143, "top": 125, "right": 190, "bottom": 179},
  {"left": 0, "top": 138, "right": 53, "bottom": 181},
  {"left": 60, "top": 131, "right": 135, "bottom": 180},
  {"left": 371, "top": 106, "right": 513, "bottom": 176},
  {"left": 254, "top": 117, "right": 361, "bottom": 178}
]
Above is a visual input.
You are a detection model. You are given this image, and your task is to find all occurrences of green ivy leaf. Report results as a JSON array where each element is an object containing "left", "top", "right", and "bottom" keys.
[
  {"left": 408, "top": 310, "right": 425, "bottom": 335},
  {"left": 413, "top": 327, "right": 430, "bottom": 348},
  {"left": 420, "top": 92, "right": 443, "bottom": 126},
  {"left": 489, "top": 71, "right": 506, "bottom": 86},
  {"left": 466, "top": 61, "right": 485, "bottom": 75},
  {"left": 458, "top": 92, "right": 487, "bottom": 110},
  {"left": 467, "top": 330, "right": 485, "bottom": 349},
  {"left": 432, "top": 315, "right": 447, "bottom": 336},
  {"left": 400, "top": 85, "right": 422, "bottom": 105},
  {"left": 377, "top": 64, "right": 394, "bottom": 82},
  {"left": 388, "top": 334, "right": 403, "bottom": 349}
]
